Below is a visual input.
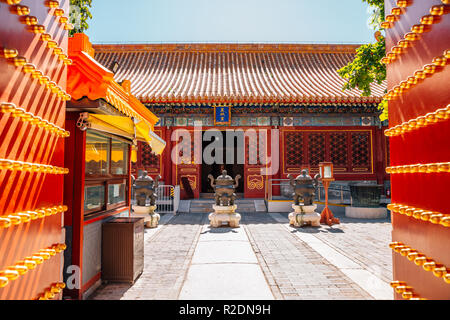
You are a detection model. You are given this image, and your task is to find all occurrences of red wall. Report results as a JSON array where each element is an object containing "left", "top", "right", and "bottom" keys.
[{"left": 134, "top": 125, "right": 388, "bottom": 199}]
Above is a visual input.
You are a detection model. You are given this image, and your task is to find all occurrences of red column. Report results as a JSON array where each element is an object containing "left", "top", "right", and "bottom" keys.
[
  {"left": 127, "top": 144, "right": 132, "bottom": 214},
  {"left": 374, "top": 126, "right": 385, "bottom": 186},
  {"left": 164, "top": 127, "right": 173, "bottom": 186},
  {"left": 272, "top": 126, "right": 282, "bottom": 197},
  {"left": 63, "top": 114, "right": 86, "bottom": 300}
]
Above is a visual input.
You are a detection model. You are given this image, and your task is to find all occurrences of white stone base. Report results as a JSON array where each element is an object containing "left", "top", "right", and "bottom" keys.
[
  {"left": 146, "top": 213, "right": 160, "bottom": 228},
  {"left": 131, "top": 205, "right": 160, "bottom": 228},
  {"left": 209, "top": 205, "right": 241, "bottom": 228},
  {"left": 345, "top": 206, "right": 387, "bottom": 219},
  {"left": 289, "top": 204, "right": 321, "bottom": 227},
  {"left": 132, "top": 205, "right": 153, "bottom": 214}
]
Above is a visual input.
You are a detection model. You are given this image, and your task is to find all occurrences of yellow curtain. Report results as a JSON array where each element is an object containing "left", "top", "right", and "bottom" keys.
[
  {"left": 131, "top": 145, "right": 138, "bottom": 163},
  {"left": 87, "top": 114, "right": 166, "bottom": 155},
  {"left": 87, "top": 114, "right": 135, "bottom": 139}
]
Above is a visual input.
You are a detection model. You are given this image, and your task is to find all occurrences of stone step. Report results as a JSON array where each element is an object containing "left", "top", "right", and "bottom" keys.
[
  {"left": 189, "top": 201, "right": 215, "bottom": 213},
  {"left": 190, "top": 203, "right": 214, "bottom": 207},
  {"left": 187, "top": 199, "right": 270, "bottom": 213},
  {"left": 190, "top": 208, "right": 214, "bottom": 213},
  {"left": 190, "top": 204, "right": 214, "bottom": 209},
  {"left": 254, "top": 200, "right": 267, "bottom": 212},
  {"left": 178, "top": 200, "right": 191, "bottom": 213},
  {"left": 190, "top": 201, "right": 256, "bottom": 212}
]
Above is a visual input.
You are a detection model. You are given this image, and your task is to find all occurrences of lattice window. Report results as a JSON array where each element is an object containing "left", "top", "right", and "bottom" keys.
[
  {"left": 308, "top": 133, "right": 325, "bottom": 166},
  {"left": 285, "top": 132, "right": 304, "bottom": 166},
  {"left": 351, "top": 132, "right": 370, "bottom": 167},
  {"left": 141, "top": 143, "right": 159, "bottom": 168},
  {"left": 330, "top": 133, "right": 348, "bottom": 167}
]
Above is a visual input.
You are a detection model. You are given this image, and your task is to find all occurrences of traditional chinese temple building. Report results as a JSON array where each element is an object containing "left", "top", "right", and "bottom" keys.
[{"left": 93, "top": 43, "right": 389, "bottom": 199}]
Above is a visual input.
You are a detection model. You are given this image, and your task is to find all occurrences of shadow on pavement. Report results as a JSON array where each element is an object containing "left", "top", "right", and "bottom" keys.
[
  {"left": 200, "top": 227, "right": 239, "bottom": 235},
  {"left": 277, "top": 212, "right": 391, "bottom": 225},
  {"left": 288, "top": 225, "right": 345, "bottom": 234},
  {"left": 167, "top": 210, "right": 391, "bottom": 227},
  {"left": 89, "top": 282, "right": 135, "bottom": 300}
]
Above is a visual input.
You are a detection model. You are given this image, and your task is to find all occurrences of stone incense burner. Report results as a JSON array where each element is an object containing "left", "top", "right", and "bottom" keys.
[
  {"left": 207, "top": 170, "right": 242, "bottom": 228},
  {"left": 208, "top": 170, "right": 241, "bottom": 207}
]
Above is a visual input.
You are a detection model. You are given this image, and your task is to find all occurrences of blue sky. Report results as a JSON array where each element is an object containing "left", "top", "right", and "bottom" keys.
[{"left": 87, "top": 0, "right": 376, "bottom": 44}]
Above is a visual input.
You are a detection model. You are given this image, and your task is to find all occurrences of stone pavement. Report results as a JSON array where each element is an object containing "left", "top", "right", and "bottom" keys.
[
  {"left": 244, "top": 213, "right": 373, "bottom": 300},
  {"left": 265, "top": 212, "right": 392, "bottom": 299},
  {"left": 90, "top": 209, "right": 393, "bottom": 300},
  {"left": 179, "top": 225, "right": 274, "bottom": 300}
]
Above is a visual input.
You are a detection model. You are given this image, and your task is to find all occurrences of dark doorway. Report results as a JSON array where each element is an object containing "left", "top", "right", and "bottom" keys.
[{"left": 201, "top": 130, "right": 245, "bottom": 194}]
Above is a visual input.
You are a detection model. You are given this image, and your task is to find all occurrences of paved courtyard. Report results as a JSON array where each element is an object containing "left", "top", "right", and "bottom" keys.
[{"left": 90, "top": 209, "right": 393, "bottom": 300}]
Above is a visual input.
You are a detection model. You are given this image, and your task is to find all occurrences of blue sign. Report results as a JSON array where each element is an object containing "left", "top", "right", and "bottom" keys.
[{"left": 214, "top": 105, "right": 231, "bottom": 125}]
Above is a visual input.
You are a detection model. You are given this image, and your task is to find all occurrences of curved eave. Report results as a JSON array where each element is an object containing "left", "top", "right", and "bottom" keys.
[
  {"left": 67, "top": 50, "right": 114, "bottom": 101},
  {"left": 140, "top": 96, "right": 383, "bottom": 105},
  {"left": 67, "top": 34, "right": 159, "bottom": 127}
]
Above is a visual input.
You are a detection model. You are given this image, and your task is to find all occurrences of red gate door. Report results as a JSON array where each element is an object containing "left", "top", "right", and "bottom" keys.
[
  {"left": 385, "top": 0, "right": 450, "bottom": 300},
  {"left": 244, "top": 128, "right": 272, "bottom": 198},
  {"left": 0, "top": 0, "right": 70, "bottom": 300},
  {"left": 172, "top": 128, "right": 201, "bottom": 199}
]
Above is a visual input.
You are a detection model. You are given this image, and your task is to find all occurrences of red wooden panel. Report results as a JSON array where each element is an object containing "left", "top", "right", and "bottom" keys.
[{"left": 170, "top": 128, "right": 200, "bottom": 199}]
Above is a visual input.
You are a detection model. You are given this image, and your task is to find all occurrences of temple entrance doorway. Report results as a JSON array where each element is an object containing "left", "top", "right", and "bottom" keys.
[{"left": 201, "top": 130, "right": 245, "bottom": 195}]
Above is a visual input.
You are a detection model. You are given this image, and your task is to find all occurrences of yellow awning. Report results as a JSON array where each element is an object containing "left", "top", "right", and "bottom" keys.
[
  {"left": 149, "top": 130, "right": 166, "bottom": 155},
  {"left": 86, "top": 114, "right": 166, "bottom": 155},
  {"left": 135, "top": 120, "right": 166, "bottom": 155}
]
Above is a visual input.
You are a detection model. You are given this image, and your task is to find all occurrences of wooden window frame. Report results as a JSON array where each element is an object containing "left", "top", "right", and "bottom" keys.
[{"left": 84, "top": 130, "right": 131, "bottom": 218}]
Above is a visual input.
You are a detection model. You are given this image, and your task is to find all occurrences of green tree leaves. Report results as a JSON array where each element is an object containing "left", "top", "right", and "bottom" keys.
[
  {"left": 69, "top": 0, "right": 93, "bottom": 36},
  {"left": 337, "top": 0, "right": 388, "bottom": 121},
  {"left": 363, "top": 0, "right": 385, "bottom": 29},
  {"left": 338, "top": 39, "right": 386, "bottom": 97}
]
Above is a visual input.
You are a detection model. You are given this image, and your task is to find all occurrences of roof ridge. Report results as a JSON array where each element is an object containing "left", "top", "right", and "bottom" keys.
[{"left": 92, "top": 43, "right": 361, "bottom": 54}]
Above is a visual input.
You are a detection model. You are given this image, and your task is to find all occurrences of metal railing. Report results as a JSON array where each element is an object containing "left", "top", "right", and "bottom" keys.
[
  {"left": 131, "top": 185, "right": 179, "bottom": 214},
  {"left": 265, "top": 179, "right": 351, "bottom": 205},
  {"left": 155, "top": 185, "right": 176, "bottom": 214}
]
